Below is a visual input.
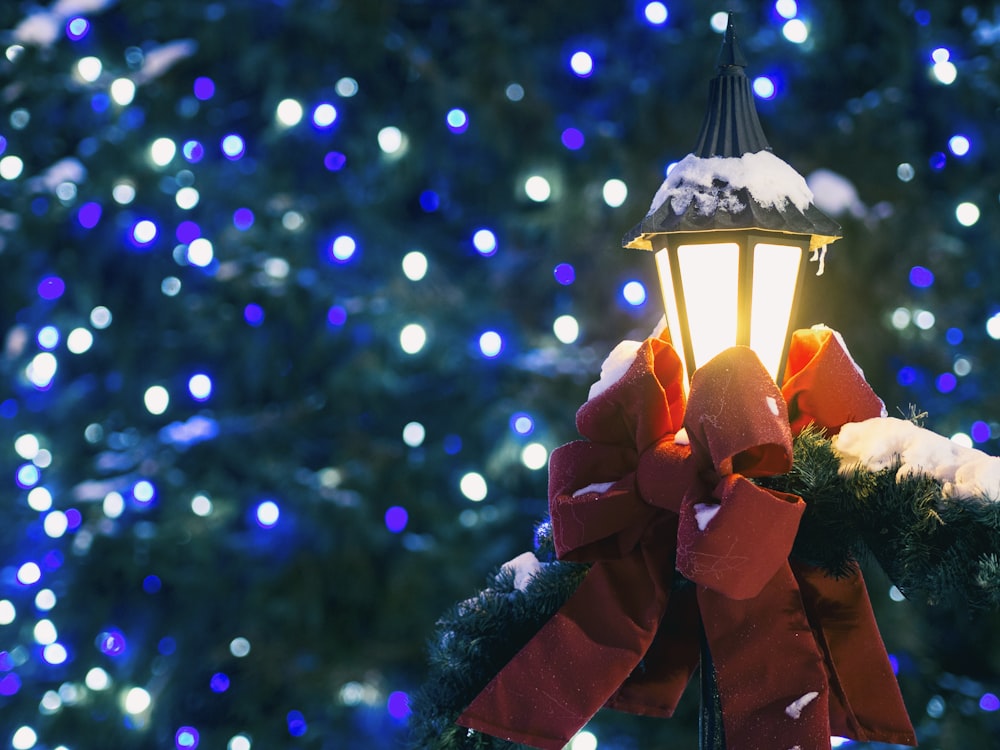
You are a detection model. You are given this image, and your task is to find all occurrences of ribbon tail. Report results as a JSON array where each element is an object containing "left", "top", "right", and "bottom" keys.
[
  {"left": 700, "top": 565, "right": 832, "bottom": 750},
  {"left": 457, "top": 520, "right": 675, "bottom": 749},
  {"left": 791, "top": 560, "right": 918, "bottom": 745},
  {"left": 608, "top": 581, "right": 701, "bottom": 717}
]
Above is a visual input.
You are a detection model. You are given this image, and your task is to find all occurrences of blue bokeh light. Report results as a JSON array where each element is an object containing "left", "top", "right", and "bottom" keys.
[
  {"left": 472, "top": 229, "right": 497, "bottom": 256},
  {"left": 443, "top": 434, "right": 462, "bottom": 455},
  {"left": 948, "top": 134, "right": 970, "bottom": 156},
  {"left": 553, "top": 263, "right": 575, "bottom": 285},
  {"left": 929, "top": 151, "right": 946, "bottom": 170},
  {"left": 971, "top": 420, "right": 991, "bottom": 443},
  {"left": 327, "top": 305, "right": 348, "bottom": 327},
  {"left": 143, "top": 575, "right": 162, "bottom": 593},
  {"left": 0, "top": 673, "right": 22, "bottom": 695},
  {"left": 221, "top": 134, "right": 246, "bottom": 159},
  {"left": 980, "top": 692, "right": 1000, "bottom": 712},
  {"left": 385, "top": 506, "right": 408, "bottom": 534},
  {"left": 419, "top": 190, "right": 440, "bottom": 212},
  {"left": 78, "top": 202, "right": 102, "bottom": 228},
  {"left": 188, "top": 373, "right": 213, "bottom": 401},
  {"left": 324, "top": 151, "right": 347, "bottom": 171},
  {"left": 561, "top": 127, "right": 585, "bottom": 150},
  {"left": 329, "top": 235, "right": 357, "bottom": 263},
  {"left": 97, "top": 629, "right": 127, "bottom": 656},
  {"left": 909, "top": 266, "right": 934, "bottom": 288},
  {"left": 446, "top": 108, "right": 469, "bottom": 133},
  {"left": 946, "top": 327, "right": 964, "bottom": 345},
  {"left": 312, "top": 103, "right": 338, "bottom": 129},
  {"left": 897, "top": 366, "right": 917, "bottom": 386},
  {"left": 193, "top": 77, "right": 215, "bottom": 100},
  {"left": 387, "top": 691, "right": 411, "bottom": 719},
  {"left": 175, "top": 726, "right": 200, "bottom": 749},
  {"left": 752, "top": 76, "right": 777, "bottom": 99},
  {"left": 936, "top": 373, "right": 957, "bottom": 393},
  {"left": 16, "top": 464, "right": 40, "bottom": 489},
  {"left": 66, "top": 17, "right": 90, "bottom": 40},
  {"left": 244, "top": 303, "right": 265, "bottom": 326},
  {"left": 287, "top": 710, "right": 308, "bottom": 737},
  {"left": 621, "top": 280, "right": 647, "bottom": 306},
  {"left": 210, "top": 673, "right": 230, "bottom": 692},
  {"left": 233, "top": 207, "right": 255, "bottom": 230},
  {"left": 38, "top": 276, "right": 66, "bottom": 300},
  {"left": 133, "top": 480, "right": 156, "bottom": 505},
  {"left": 182, "top": 140, "right": 205, "bottom": 162},
  {"left": 131, "top": 219, "right": 159, "bottom": 248},
  {"left": 511, "top": 413, "right": 534, "bottom": 435},
  {"left": 255, "top": 500, "right": 280, "bottom": 528}
]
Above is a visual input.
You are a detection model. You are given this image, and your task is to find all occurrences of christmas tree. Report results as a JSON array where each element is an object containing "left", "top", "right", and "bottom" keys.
[{"left": 0, "top": 1, "right": 998, "bottom": 748}]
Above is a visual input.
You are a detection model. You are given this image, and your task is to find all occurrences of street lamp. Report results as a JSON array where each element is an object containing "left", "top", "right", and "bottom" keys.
[{"left": 623, "top": 14, "right": 842, "bottom": 385}]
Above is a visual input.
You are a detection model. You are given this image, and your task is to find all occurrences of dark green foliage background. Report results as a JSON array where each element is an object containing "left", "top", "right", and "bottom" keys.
[{"left": 0, "top": 0, "right": 999, "bottom": 747}]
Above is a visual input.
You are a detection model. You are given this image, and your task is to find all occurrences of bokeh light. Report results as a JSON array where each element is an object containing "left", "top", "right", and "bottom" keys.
[
  {"left": 569, "top": 51, "right": 594, "bottom": 77},
  {"left": 782, "top": 18, "right": 809, "bottom": 43},
  {"left": 255, "top": 500, "right": 280, "bottom": 528},
  {"left": 644, "top": 2, "right": 668, "bottom": 25},
  {"left": 478, "top": 331, "right": 504, "bottom": 358},
  {"left": 459, "top": 472, "right": 487, "bottom": 502},
  {"left": 472, "top": 229, "right": 497, "bottom": 256},
  {"left": 553, "top": 315, "right": 580, "bottom": 344}
]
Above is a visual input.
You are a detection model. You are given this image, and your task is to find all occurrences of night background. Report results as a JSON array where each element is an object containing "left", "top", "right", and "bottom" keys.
[{"left": 1, "top": 0, "right": 999, "bottom": 747}]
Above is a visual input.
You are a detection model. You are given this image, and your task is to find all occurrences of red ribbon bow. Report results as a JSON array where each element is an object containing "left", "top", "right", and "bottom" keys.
[{"left": 457, "top": 328, "right": 915, "bottom": 750}]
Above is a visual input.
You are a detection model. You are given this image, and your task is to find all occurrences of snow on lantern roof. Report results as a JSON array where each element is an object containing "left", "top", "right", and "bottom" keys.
[{"left": 624, "top": 14, "right": 842, "bottom": 252}]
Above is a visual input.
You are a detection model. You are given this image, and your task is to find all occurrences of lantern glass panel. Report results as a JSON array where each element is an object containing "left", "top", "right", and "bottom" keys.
[
  {"left": 654, "top": 249, "right": 688, "bottom": 382},
  {"left": 749, "top": 242, "right": 802, "bottom": 380},
  {"left": 676, "top": 242, "right": 739, "bottom": 370}
]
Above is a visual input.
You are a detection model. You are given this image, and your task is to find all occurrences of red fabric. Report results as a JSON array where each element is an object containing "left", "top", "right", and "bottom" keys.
[
  {"left": 782, "top": 327, "right": 886, "bottom": 435},
  {"left": 456, "top": 332, "right": 916, "bottom": 750}
]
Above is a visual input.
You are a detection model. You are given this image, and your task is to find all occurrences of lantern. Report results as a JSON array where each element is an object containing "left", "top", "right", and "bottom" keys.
[{"left": 623, "top": 14, "right": 842, "bottom": 385}]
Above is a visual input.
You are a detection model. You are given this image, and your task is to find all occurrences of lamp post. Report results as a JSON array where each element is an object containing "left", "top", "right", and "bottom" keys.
[
  {"left": 623, "top": 14, "right": 842, "bottom": 386},
  {"left": 623, "top": 14, "right": 844, "bottom": 749}
]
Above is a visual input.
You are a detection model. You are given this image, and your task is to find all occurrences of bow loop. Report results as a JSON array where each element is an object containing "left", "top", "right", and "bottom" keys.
[
  {"left": 577, "top": 335, "right": 686, "bottom": 453},
  {"left": 548, "top": 440, "right": 652, "bottom": 562},
  {"left": 782, "top": 326, "right": 886, "bottom": 435},
  {"left": 684, "top": 346, "right": 793, "bottom": 478}
]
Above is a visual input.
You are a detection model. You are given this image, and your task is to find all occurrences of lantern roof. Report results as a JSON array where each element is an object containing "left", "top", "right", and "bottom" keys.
[{"left": 623, "top": 14, "right": 842, "bottom": 252}]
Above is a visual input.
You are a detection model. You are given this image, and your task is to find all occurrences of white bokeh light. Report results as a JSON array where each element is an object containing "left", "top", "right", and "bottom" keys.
[
  {"left": 122, "top": 687, "right": 151, "bottom": 715},
  {"left": 524, "top": 175, "right": 552, "bottom": 202},
  {"left": 402, "top": 421, "right": 426, "bottom": 447},
  {"left": 956, "top": 201, "right": 980, "bottom": 226},
  {"left": 782, "top": 19, "right": 809, "bottom": 43},
  {"left": 110, "top": 77, "right": 136, "bottom": 105},
  {"left": 602, "top": 178, "right": 628, "bottom": 207},
  {"left": 400, "top": 323, "right": 427, "bottom": 354},
  {"left": 144, "top": 385, "right": 169, "bottom": 415},
  {"left": 149, "top": 137, "right": 177, "bottom": 167},
  {"left": 521, "top": 443, "right": 548, "bottom": 470},
  {"left": 553, "top": 315, "right": 580, "bottom": 344},
  {"left": 276, "top": 98, "right": 304, "bottom": 127},
  {"left": 460, "top": 472, "right": 488, "bottom": 502},
  {"left": 402, "top": 251, "right": 428, "bottom": 281}
]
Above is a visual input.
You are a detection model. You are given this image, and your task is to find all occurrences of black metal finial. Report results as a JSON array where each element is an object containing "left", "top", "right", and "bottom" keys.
[
  {"left": 692, "top": 13, "right": 770, "bottom": 158},
  {"left": 716, "top": 13, "right": 748, "bottom": 69}
]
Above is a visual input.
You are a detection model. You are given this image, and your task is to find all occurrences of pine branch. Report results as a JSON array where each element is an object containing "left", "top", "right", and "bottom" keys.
[{"left": 408, "top": 532, "right": 588, "bottom": 749}]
